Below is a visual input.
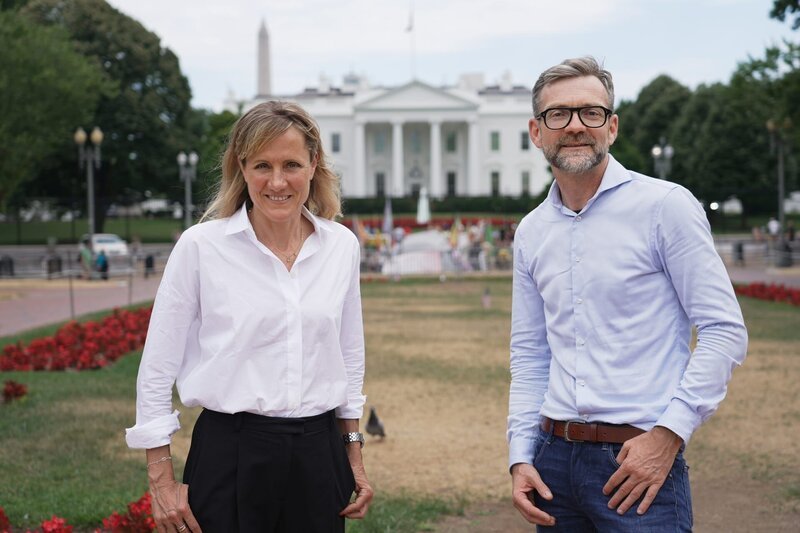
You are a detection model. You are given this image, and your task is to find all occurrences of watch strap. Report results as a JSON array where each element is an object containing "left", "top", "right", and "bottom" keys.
[{"left": 343, "top": 432, "right": 365, "bottom": 447}]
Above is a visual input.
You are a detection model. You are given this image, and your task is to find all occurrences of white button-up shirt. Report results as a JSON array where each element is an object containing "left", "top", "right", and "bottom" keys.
[
  {"left": 508, "top": 155, "right": 747, "bottom": 468},
  {"left": 126, "top": 205, "right": 366, "bottom": 449}
]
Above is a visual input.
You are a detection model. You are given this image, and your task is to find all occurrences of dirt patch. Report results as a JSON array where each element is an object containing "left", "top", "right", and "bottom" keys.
[{"left": 358, "top": 280, "right": 800, "bottom": 531}]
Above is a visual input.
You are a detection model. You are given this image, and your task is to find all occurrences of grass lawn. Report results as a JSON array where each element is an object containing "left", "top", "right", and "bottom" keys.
[
  {"left": 0, "top": 277, "right": 798, "bottom": 531},
  {"left": 0, "top": 218, "right": 186, "bottom": 245}
]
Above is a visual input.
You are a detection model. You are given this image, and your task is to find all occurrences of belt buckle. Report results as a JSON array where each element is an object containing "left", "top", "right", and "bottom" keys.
[{"left": 563, "top": 420, "right": 584, "bottom": 443}]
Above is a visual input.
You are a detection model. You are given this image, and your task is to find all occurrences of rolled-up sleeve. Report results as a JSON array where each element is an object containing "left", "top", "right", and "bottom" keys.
[
  {"left": 125, "top": 235, "right": 200, "bottom": 449},
  {"left": 654, "top": 187, "right": 748, "bottom": 443},
  {"left": 508, "top": 231, "right": 552, "bottom": 469},
  {"left": 335, "top": 240, "right": 367, "bottom": 420}
]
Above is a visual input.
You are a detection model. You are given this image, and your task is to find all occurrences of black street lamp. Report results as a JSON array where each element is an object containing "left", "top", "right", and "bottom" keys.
[
  {"left": 766, "top": 118, "right": 792, "bottom": 266},
  {"left": 74, "top": 126, "right": 103, "bottom": 239},
  {"left": 177, "top": 151, "right": 199, "bottom": 230},
  {"left": 650, "top": 137, "right": 674, "bottom": 180}
]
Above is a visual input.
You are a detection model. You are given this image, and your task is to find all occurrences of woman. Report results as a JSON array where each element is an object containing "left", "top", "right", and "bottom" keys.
[{"left": 125, "top": 101, "right": 372, "bottom": 532}]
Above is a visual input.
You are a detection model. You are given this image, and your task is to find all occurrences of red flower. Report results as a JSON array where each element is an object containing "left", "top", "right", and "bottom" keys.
[
  {"left": 41, "top": 515, "right": 73, "bottom": 533},
  {"left": 0, "top": 506, "right": 10, "bottom": 532},
  {"left": 101, "top": 492, "right": 154, "bottom": 533},
  {"left": 3, "top": 380, "right": 27, "bottom": 402}
]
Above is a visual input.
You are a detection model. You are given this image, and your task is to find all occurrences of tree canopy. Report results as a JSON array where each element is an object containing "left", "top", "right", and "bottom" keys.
[
  {"left": 771, "top": 0, "right": 800, "bottom": 29},
  {"left": 0, "top": 10, "right": 111, "bottom": 208},
  {"left": 19, "top": 0, "right": 197, "bottom": 229}
]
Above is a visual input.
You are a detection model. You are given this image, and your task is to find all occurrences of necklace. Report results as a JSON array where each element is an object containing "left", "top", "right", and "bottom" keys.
[{"left": 271, "top": 223, "right": 304, "bottom": 266}]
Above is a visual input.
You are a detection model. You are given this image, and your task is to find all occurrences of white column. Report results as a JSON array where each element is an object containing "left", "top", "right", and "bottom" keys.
[
  {"left": 468, "top": 119, "right": 479, "bottom": 196},
  {"left": 354, "top": 120, "right": 366, "bottom": 197},
  {"left": 392, "top": 120, "right": 404, "bottom": 197},
  {"left": 429, "top": 121, "right": 442, "bottom": 198}
]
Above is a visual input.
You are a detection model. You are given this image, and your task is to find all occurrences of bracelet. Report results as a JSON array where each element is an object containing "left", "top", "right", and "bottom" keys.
[{"left": 146, "top": 456, "right": 172, "bottom": 468}]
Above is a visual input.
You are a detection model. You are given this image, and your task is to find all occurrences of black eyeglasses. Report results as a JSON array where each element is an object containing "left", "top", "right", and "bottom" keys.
[{"left": 536, "top": 106, "right": 613, "bottom": 130}]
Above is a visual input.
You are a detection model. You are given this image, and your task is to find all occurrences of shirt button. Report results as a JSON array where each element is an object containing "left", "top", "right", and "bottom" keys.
[
  {"left": 576, "top": 298, "right": 583, "bottom": 304},
  {"left": 575, "top": 257, "right": 581, "bottom": 263},
  {"left": 576, "top": 215, "right": 582, "bottom": 221},
  {"left": 578, "top": 380, "right": 585, "bottom": 387},
  {"left": 577, "top": 338, "right": 585, "bottom": 346},
  {"left": 582, "top": 414, "right": 589, "bottom": 420}
]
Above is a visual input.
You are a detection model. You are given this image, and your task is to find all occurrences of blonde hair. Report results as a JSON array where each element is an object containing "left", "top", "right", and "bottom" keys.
[
  {"left": 532, "top": 56, "right": 615, "bottom": 117},
  {"left": 202, "top": 100, "right": 341, "bottom": 221}
]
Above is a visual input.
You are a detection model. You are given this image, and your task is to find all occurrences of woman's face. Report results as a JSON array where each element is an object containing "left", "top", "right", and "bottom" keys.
[{"left": 240, "top": 126, "right": 316, "bottom": 228}]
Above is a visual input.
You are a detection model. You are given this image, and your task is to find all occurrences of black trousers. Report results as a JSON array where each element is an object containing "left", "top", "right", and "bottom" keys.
[{"left": 183, "top": 409, "right": 355, "bottom": 532}]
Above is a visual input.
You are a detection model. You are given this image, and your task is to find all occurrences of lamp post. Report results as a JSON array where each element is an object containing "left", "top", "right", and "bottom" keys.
[
  {"left": 177, "top": 151, "right": 199, "bottom": 229},
  {"left": 766, "top": 118, "right": 792, "bottom": 266},
  {"left": 650, "top": 137, "right": 674, "bottom": 180},
  {"left": 74, "top": 127, "right": 103, "bottom": 239}
]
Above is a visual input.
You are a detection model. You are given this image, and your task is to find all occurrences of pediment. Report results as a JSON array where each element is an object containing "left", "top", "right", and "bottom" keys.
[{"left": 356, "top": 81, "right": 477, "bottom": 111}]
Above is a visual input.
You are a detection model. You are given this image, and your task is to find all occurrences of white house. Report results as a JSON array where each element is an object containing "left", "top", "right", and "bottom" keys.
[{"left": 245, "top": 21, "right": 550, "bottom": 200}]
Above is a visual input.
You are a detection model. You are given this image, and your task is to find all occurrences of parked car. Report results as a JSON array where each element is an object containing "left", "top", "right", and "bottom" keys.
[{"left": 80, "top": 233, "right": 129, "bottom": 256}]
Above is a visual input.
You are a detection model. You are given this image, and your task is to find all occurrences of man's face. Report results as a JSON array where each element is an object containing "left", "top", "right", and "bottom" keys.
[{"left": 529, "top": 76, "right": 618, "bottom": 175}]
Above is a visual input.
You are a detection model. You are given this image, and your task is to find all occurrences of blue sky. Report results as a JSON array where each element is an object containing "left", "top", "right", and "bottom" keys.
[{"left": 107, "top": 0, "right": 795, "bottom": 111}]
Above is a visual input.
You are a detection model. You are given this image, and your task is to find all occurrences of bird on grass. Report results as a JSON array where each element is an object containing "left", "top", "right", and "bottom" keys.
[{"left": 366, "top": 406, "right": 386, "bottom": 439}]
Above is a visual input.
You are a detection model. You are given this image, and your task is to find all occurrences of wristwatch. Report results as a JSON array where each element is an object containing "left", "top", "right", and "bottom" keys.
[{"left": 342, "top": 432, "right": 365, "bottom": 447}]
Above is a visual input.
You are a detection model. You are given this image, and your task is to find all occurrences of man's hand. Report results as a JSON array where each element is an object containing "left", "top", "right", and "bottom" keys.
[
  {"left": 602, "top": 426, "right": 683, "bottom": 516},
  {"left": 511, "top": 463, "right": 555, "bottom": 526}
]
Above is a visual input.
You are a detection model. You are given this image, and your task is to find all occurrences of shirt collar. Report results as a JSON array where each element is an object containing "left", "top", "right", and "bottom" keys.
[
  {"left": 546, "top": 154, "right": 632, "bottom": 212},
  {"left": 224, "top": 203, "right": 332, "bottom": 236}
]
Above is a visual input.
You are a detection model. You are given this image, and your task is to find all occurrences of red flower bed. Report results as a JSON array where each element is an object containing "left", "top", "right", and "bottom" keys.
[
  {"left": 0, "top": 493, "right": 155, "bottom": 532},
  {"left": 0, "top": 308, "right": 152, "bottom": 372},
  {"left": 734, "top": 282, "right": 800, "bottom": 306},
  {"left": 0, "top": 507, "right": 73, "bottom": 533},
  {"left": 2, "top": 380, "right": 27, "bottom": 402}
]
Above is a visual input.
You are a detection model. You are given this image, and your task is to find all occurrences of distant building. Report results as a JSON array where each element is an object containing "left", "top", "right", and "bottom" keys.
[{"left": 248, "top": 20, "right": 550, "bottom": 199}]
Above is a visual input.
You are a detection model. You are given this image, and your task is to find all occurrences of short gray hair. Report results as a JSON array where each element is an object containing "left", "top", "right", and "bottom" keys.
[{"left": 532, "top": 56, "right": 615, "bottom": 117}]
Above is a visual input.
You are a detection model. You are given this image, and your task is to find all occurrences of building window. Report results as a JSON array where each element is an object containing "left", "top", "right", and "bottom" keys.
[
  {"left": 447, "top": 171, "right": 457, "bottom": 197},
  {"left": 521, "top": 171, "right": 530, "bottom": 197},
  {"left": 491, "top": 171, "right": 500, "bottom": 196},
  {"left": 374, "top": 131, "right": 385, "bottom": 154},
  {"left": 446, "top": 132, "right": 457, "bottom": 153},
  {"left": 490, "top": 131, "right": 500, "bottom": 151},
  {"left": 520, "top": 131, "right": 530, "bottom": 151},
  {"left": 410, "top": 129, "right": 422, "bottom": 154},
  {"left": 331, "top": 132, "right": 341, "bottom": 153},
  {"left": 375, "top": 172, "right": 385, "bottom": 197}
]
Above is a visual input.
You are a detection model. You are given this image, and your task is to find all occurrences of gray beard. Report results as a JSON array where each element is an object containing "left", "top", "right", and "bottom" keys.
[{"left": 544, "top": 136, "right": 607, "bottom": 174}]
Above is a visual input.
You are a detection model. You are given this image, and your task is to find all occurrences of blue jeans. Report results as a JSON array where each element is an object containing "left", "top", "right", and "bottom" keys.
[{"left": 532, "top": 428, "right": 692, "bottom": 532}]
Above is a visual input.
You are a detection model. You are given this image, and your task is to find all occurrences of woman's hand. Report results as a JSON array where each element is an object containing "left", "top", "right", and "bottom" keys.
[
  {"left": 340, "top": 443, "right": 374, "bottom": 519},
  {"left": 146, "top": 447, "right": 203, "bottom": 533}
]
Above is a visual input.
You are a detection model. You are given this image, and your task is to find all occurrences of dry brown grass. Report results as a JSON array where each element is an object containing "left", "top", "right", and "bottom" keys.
[{"left": 357, "top": 277, "right": 800, "bottom": 532}]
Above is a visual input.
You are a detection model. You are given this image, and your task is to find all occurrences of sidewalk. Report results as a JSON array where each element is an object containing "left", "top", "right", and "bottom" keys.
[
  {"left": 0, "top": 274, "right": 162, "bottom": 337},
  {"left": 726, "top": 264, "right": 800, "bottom": 288}
]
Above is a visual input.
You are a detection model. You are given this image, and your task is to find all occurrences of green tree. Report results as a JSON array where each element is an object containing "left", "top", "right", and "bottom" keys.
[
  {"left": 616, "top": 75, "right": 691, "bottom": 176},
  {"left": 771, "top": 0, "right": 800, "bottom": 29},
  {"left": 0, "top": 10, "right": 110, "bottom": 208},
  {"left": 21, "top": 0, "right": 197, "bottom": 231}
]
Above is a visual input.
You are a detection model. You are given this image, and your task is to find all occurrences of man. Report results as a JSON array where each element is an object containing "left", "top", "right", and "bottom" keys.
[{"left": 507, "top": 57, "right": 747, "bottom": 531}]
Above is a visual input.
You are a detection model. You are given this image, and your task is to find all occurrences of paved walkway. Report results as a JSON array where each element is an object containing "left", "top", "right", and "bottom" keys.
[
  {"left": 0, "top": 262, "right": 797, "bottom": 338},
  {"left": 0, "top": 274, "right": 163, "bottom": 337}
]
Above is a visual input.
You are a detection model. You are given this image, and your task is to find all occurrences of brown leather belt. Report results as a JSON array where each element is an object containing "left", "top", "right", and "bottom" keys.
[{"left": 541, "top": 417, "right": 645, "bottom": 444}]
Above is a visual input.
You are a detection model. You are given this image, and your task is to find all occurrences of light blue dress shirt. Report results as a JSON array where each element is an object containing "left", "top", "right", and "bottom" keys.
[{"left": 508, "top": 155, "right": 748, "bottom": 468}]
